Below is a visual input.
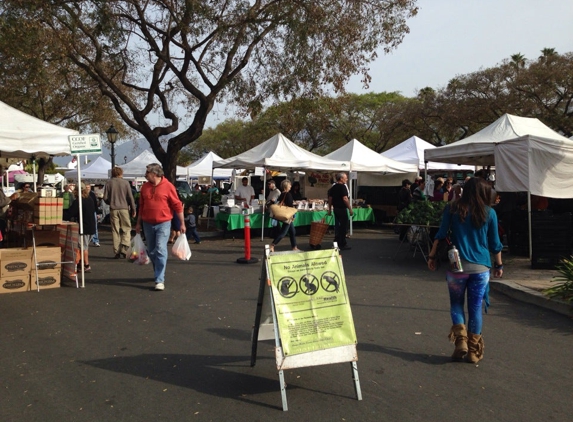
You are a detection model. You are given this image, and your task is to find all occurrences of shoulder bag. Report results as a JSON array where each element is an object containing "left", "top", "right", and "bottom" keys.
[{"left": 269, "top": 196, "right": 297, "bottom": 224}]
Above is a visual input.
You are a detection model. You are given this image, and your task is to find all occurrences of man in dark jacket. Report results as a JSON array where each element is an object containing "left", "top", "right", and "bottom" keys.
[{"left": 104, "top": 167, "right": 137, "bottom": 259}]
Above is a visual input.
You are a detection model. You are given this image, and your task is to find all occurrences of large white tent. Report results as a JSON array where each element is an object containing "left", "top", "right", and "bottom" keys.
[
  {"left": 324, "top": 138, "right": 417, "bottom": 187},
  {"left": 64, "top": 156, "right": 111, "bottom": 181},
  {"left": 325, "top": 138, "right": 418, "bottom": 173},
  {"left": 0, "top": 100, "right": 78, "bottom": 158},
  {"left": 495, "top": 135, "right": 573, "bottom": 198},
  {"left": 214, "top": 133, "right": 350, "bottom": 240},
  {"left": 185, "top": 151, "right": 234, "bottom": 179},
  {"left": 214, "top": 133, "right": 350, "bottom": 171},
  {"left": 382, "top": 136, "right": 474, "bottom": 172},
  {"left": 424, "top": 114, "right": 570, "bottom": 166},
  {"left": 424, "top": 113, "right": 573, "bottom": 259},
  {"left": 118, "top": 150, "right": 187, "bottom": 179}
]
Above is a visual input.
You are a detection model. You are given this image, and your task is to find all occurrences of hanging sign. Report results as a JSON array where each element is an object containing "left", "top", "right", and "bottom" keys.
[{"left": 68, "top": 134, "right": 102, "bottom": 155}]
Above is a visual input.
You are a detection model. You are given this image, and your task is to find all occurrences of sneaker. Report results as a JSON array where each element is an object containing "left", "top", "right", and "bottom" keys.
[
  {"left": 84, "top": 265, "right": 92, "bottom": 273},
  {"left": 194, "top": 241, "right": 201, "bottom": 244},
  {"left": 155, "top": 283, "right": 165, "bottom": 291},
  {"left": 93, "top": 242, "right": 101, "bottom": 247}
]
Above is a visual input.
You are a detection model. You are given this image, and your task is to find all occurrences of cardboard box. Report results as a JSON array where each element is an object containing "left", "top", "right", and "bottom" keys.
[
  {"left": 33, "top": 198, "right": 63, "bottom": 225},
  {"left": 33, "top": 246, "right": 62, "bottom": 272},
  {"left": 30, "top": 269, "right": 61, "bottom": 290},
  {"left": 0, "top": 248, "right": 33, "bottom": 278},
  {"left": 0, "top": 275, "right": 30, "bottom": 294}
]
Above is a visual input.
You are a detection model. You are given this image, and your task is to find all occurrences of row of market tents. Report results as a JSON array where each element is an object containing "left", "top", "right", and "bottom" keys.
[{"left": 1, "top": 98, "right": 572, "bottom": 199}]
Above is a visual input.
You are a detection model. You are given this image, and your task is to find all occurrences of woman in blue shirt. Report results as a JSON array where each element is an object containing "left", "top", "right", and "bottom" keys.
[{"left": 427, "top": 177, "right": 503, "bottom": 363}]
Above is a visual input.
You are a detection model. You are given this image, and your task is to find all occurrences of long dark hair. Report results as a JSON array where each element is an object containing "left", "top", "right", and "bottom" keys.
[{"left": 450, "top": 177, "right": 491, "bottom": 228}]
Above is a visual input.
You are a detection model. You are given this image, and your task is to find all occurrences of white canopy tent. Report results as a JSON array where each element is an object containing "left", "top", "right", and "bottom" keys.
[
  {"left": 425, "top": 113, "right": 573, "bottom": 259},
  {"left": 424, "top": 114, "right": 570, "bottom": 165},
  {"left": 382, "top": 136, "right": 474, "bottom": 173},
  {"left": 214, "top": 133, "right": 350, "bottom": 240},
  {"left": 324, "top": 138, "right": 418, "bottom": 234},
  {"left": 0, "top": 100, "right": 78, "bottom": 159},
  {"left": 214, "top": 133, "right": 350, "bottom": 171},
  {"left": 185, "top": 151, "right": 234, "bottom": 180},
  {"left": 64, "top": 156, "right": 111, "bottom": 182},
  {"left": 324, "top": 138, "right": 417, "bottom": 173},
  {"left": 118, "top": 150, "right": 187, "bottom": 179},
  {"left": 495, "top": 135, "right": 573, "bottom": 198}
]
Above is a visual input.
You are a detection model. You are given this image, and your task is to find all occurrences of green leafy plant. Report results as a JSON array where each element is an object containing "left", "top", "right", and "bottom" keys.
[
  {"left": 395, "top": 200, "right": 447, "bottom": 226},
  {"left": 544, "top": 256, "right": 573, "bottom": 303}
]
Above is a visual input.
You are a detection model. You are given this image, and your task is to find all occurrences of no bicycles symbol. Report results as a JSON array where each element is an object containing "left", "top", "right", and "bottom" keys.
[{"left": 277, "top": 271, "right": 341, "bottom": 298}]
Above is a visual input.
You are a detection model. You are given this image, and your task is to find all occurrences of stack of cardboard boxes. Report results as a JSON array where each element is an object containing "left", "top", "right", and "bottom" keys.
[
  {"left": 0, "top": 246, "right": 62, "bottom": 294},
  {"left": 33, "top": 197, "right": 64, "bottom": 225}
]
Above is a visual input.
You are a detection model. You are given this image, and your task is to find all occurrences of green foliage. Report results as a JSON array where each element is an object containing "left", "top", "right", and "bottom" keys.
[
  {"left": 395, "top": 200, "right": 447, "bottom": 226},
  {"left": 544, "top": 256, "right": 573, "bottom": 303},
  {"left": 183, "top": 192, "right": 222, "bottom": 213}
]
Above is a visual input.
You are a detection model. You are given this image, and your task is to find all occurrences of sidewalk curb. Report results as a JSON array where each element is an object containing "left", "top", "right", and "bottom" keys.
[{"left": 490, "top": 280, "right": 572, "bottom": 318}]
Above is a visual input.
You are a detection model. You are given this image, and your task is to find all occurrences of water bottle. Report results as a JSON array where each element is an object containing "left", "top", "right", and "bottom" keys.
[{"left": 447, "top": 244, "right": 464, "bottom": 273}]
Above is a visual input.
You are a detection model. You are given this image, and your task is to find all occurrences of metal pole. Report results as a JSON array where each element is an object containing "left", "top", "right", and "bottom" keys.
[{"left": 111, "top": 142, "right": 115, "bottom": 169}]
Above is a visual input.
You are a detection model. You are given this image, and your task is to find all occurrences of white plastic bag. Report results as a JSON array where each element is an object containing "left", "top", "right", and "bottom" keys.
[
  {"left": 172, "top": 236, "right": 192, "bottom": 260},
  {"left": 128, "top": 233, "right": 150, "bottom": 265}
]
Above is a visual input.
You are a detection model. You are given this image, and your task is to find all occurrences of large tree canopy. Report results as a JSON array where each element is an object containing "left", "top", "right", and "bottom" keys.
[{"left": 1, "top": 0, "right": 418, "bottom": 180}]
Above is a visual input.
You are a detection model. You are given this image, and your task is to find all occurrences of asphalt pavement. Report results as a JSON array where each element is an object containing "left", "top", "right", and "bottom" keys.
[{"left": 1, "top": 226, "right": 572, "bottom": 421}]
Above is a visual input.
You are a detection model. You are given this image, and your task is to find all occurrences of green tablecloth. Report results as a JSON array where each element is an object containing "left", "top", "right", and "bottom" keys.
[{"left": 215, "top": 208, "right": 375, "bottom": 231}]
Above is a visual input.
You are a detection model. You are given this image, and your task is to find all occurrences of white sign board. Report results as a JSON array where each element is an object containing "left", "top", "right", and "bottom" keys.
[{"left": 69, "top": 134, "right": 102, "bottom": 155}]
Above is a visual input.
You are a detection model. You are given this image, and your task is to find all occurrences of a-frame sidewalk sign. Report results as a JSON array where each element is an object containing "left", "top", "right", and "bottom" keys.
[{"left": 251, "top": 244, "right": 362, "bottom": 411}]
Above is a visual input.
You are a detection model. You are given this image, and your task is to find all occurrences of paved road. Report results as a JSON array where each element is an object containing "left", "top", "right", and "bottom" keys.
[{"left": 1, "top": 228, "right": 572, "bottom": 421}]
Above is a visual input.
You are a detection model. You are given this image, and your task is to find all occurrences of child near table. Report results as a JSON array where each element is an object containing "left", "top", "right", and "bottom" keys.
[{"left": 184, "top": 205, "right": 201, "bottom": 244}]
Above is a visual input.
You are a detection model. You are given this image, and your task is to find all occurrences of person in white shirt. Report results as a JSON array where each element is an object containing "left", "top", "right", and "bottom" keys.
[
  {"left": 265, "top": 179, "right": 281, "bottom": 206},
  {"left": 234, "top": 177, "right": 255, "bottom": 203}
]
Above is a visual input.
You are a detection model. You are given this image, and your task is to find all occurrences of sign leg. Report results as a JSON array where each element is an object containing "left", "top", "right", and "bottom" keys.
[
  {"left": 279, "top": 369, "right": 288, "bottom": 411},
  {"left": 351, "top": 362, "right": 362, "bottom": 401}
]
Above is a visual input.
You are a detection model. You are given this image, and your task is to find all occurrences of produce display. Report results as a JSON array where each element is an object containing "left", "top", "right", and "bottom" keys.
[{"left": 395, "top": 200, "right": 447, "bottom": 226}]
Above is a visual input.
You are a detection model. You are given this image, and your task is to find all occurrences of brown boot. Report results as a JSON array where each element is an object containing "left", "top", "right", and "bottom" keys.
[
  {"left": 448, "top": 324, "right": 468, "bottom": 361},
  {"left": 467, "top": 333, "right": 484, "bottom": 363}
]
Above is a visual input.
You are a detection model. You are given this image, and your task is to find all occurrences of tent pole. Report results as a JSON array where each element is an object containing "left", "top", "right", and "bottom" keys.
[
  {"left": 76, "top": 154, "right": 85, "bottom": 288},
  {"left": 528, "top": 191, "right": 532, "bottom": 260},
  {"left": 206, "top": 167, "right": 215, "bottom": 230},
  {"left": 32, "top": 156, "right": 37, "bottom": 191},
  {"left": 261, "top": 168, "right": 267, "bottom": 242},
  {"left": 349, "top": 172, "right": 354, "bottom": 236}
]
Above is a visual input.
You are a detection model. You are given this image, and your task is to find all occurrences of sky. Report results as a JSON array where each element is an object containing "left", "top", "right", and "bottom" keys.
[
  {"left": 344, "top": 0, "right": 573, "bottom": 97},
  {"left": 208, "top": 0, "right": 573, "bottom": 124}
]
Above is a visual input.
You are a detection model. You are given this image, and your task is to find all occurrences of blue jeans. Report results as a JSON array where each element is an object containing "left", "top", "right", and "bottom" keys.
[
  {"left": 142, "top": 221, "right": 171, "bottom": 284},
  {"left": 272, "top": 220, "right": 297, "bottom": 248},
  {"left": 185, "top": 226, "right": 201, "bottom": 243},
  {"left": 92, "top": 212, "right": 99, "bottom": 243},
  {"left": 446, "top": 270, "right": 490, "bottom": 335}
]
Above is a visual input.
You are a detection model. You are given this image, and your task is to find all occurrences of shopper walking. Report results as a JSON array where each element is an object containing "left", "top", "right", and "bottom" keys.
[
  {"left": 69, "top": 183, "right": 96, "bottom": 273},
  {"left": 427, "top": 177, "right": 503, "bottom": 363},
  {"left": 104, "top": 167, "right": 137, "bottom": 259},
  {"left": 135, "top": 163, "right": 185, "bottom": 291},
  {"left": 269, "top": 179, "right": 298, "bottom": 253},
  {"left": 184, "top": 205, "right": 201, "bottom": 244}
]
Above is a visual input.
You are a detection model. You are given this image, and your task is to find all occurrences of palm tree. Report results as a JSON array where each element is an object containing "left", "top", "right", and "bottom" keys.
[
  {"left": 510, "top": 53, "right": 526, "bottom": 70},
  {"left": 539, "top": 48, "right": 557, "bottom": 64}
]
